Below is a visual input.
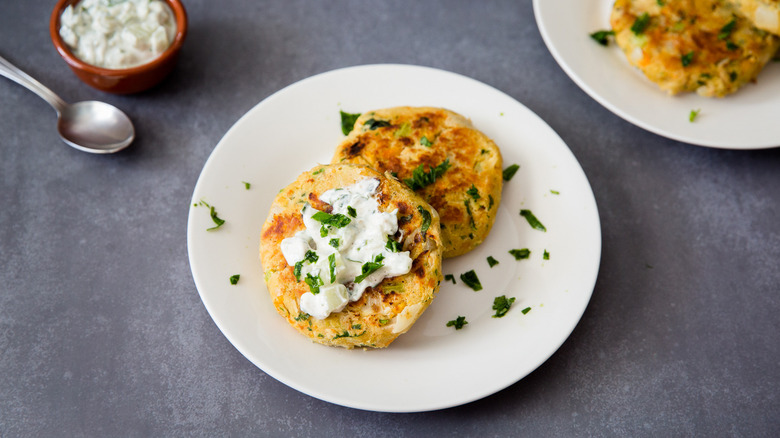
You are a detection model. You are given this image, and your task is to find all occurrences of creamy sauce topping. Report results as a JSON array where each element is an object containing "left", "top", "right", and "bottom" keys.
[
  {"left": 59, "top": 0, "right": 176, "bottom": 69},
  {"left": 280, "top": 178, "right": 412, "bottom": 320}
]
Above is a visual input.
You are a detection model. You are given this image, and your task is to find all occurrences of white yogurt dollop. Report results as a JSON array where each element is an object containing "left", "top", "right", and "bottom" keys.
[
  {"left": 280, "top": 178, "right": 412, "bottom": 320},
  {"left": 59, "top": 0, "right": 176, "bottom": 69}
]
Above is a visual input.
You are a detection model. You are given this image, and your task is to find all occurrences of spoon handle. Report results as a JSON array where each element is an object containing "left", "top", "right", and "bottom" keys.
[{"left": 0, "top": 54, "right": 67, "bottom": 114}]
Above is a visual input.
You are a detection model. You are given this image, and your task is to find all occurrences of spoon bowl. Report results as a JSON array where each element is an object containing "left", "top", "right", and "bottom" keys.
[
  {"left": 58, "top": 101, "right": 135, "bottom": 153},
  {"left": 0, "top": 54, "right": 134, "bottom": 154}
]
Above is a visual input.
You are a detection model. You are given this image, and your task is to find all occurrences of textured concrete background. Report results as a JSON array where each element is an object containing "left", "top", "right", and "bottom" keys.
[{"left": 1, "top": 0, "right": 778, "bottom": 436}]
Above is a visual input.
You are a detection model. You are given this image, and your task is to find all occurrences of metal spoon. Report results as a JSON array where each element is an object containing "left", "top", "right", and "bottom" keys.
[{"left": 0, "top": 54, "right": 134, "bottom": 154}]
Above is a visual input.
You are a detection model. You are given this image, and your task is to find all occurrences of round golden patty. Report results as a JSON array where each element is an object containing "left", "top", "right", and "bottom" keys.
[
  {"left": 260, "top": 163, "right": 443, "bottom": 349},
  {"left": 611, "top": 0, "right": 780, "bottom": 97},
  {"left": 332, "top": 107, "right": 503, "bottom": 258}
]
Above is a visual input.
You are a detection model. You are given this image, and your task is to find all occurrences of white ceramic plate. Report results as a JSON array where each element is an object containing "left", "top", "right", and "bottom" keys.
[
  {"left": 187, "top": 64, "right": 601, "bottom": 412},
  {"left": 534, "top": 0, "right": 780, "bottom": 149}
]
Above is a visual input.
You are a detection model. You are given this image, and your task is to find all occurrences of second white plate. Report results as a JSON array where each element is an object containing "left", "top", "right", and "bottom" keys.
[
  {"left": 534, "top": 0, "right": 780, "bottom": 149},
  {"left": 187, "top": 64, "right": 601, "bottom": 412}
]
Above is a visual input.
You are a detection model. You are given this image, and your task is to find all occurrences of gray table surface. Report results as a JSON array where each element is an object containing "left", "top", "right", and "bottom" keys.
[{"left": 1, "top": 1, "right": 778, "bottom": 436}]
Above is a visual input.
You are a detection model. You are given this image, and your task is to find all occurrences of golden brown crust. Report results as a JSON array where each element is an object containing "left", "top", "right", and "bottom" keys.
[
  {"left": 259, "top": 163, "right": 444, "bottom": 349},
  {"left": 332, "top": 107, "right": 503, "bottom": 258},
  {"left": 611, "top": 0, "right": 780, "bottom": 97}
]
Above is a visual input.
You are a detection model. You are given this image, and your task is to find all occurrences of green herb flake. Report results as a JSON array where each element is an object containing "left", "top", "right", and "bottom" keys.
[
  {"left": 550, "top": 190, "right": 560, "bottom": 195},
  {"left": 386, "top": 237, "right": 401, "bottom": 252},
  {"left": 355, "top": 254, "right": 385, "bottom": 283},
  {"left": 460, "top": 270, "right": 483, "bottom": 291},
  {"left": 590, "top": 29, "right": 615, "bottom": 46},
  {"left": 312, "top": 211, "right": 351, "bottom": 228},
  {"left": 502, "top": 164, "right": 520, "bottom": 181},
  {"left": 543, "top": 250, "right": 550, "bottom": 260},
  {"left": 329, "top": 238, "right": 340, "bottom": 249},
  {"left": 444, "top": 274, "right": 456, "bottom": 284},
  {"left": 199, "top": 201, "right": 225, "bottom": 231},
  {"left": 487, "top": 256, "right": 499, "bottom": 268},
  {"left": 509, "top": 248, "right": 531, "bottom": 260},
  {"left": 689, "top": 109, "right": 701, "bottom": 122},
  {"left": 304, "top": 250, "right": 319, "bottom": 264},
  {"left": 364, "top": 118, "right": 391, "bottom": 131},
  {"left": 293, "top": 261, "right": 303, "bottom": 281},
  {"left": 726, "top": 41, "right": 739, "bottom": 51},
  {"left": 466, "top": 184, "right": 480, "bottom": 201},
  {"left": 352, "top": 324, "right": 362, "bottom": 330},
  {"left": 521, "top": 307, "right": 531, "bottom": 315},
  {"left": 333, "top": 329, "right": 366, "bottom": 339},
  {"left": 681, "top": 51, "right": 694, "bottom": 67},
  {"left": 242, "top": 181, "right": 251, "bottom": 190},
  {"left": 718, "top": 19, "right": 736, "bottom": 40},
  {"left": 420, "top": 136, "right": 433, "bottom": 147},
  {"left": 340, "top": 111, "right": 361, "bottom": 135},
  {"left": 492, "top": 295, "right": 516, "bottom": 318},
  {"left": 304, "top": 273, "right": 323, "bottom": 294},
  {"left": 417, "top": 206, "right": 432, "bottom": 234},
  {"left": 294, "top": 312, "right": 310, "bottom": 322},
  {"left": 488, "top": 194, "right": 495, "bottom": 209},
  {"left": 404, "top": 159, "right": 451, "bottom": 190},
  {"left": 328, "top": 253, "right": 337, "bottom": 283},
  {"left": 312, "top": 168, "right": 324, "bottom": 175},
  {"left": 631, "top": 12, "right": 651, "bottom": 35},
  {"left": 446, "top": 316, "right": 468, "bottom": 330},
  {"left": 347, "top": 206, "right": 357, "bottom": 218},
  {"left": 379, "top": 319, "right": 389, "bottom": 325},
  {"left": 229, "top": 274, "right": 240, "bottom": 285},
  {"left": 464, "top": 200, "right": 476, "bottom": 230},
  {"left": 520, "top": 209, "right": 547, "bottom": 232}
]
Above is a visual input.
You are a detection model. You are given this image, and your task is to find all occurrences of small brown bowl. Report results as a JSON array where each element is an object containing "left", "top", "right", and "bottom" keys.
[{"left": 50, "top": 0, "right": 187, "bottom": 94}]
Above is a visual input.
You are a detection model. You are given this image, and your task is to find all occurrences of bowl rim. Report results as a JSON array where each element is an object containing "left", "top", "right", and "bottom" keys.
[{"left": 49, "top": 0, "right": 188, "bottom": 76}]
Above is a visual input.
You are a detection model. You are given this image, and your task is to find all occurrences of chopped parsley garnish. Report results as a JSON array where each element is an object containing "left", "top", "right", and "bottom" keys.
[
  {"left": 312, "top": 168, "right": 324, "bottom": 175},
  {"left": 404, "top": 159, "right": 451, "bottom": 190},
  {"left": 347, "top": 206, "right": 357, "bottom": 218},
  {"left": 242, "top": 181, "right": 251, "bottom": 190},
  {"left": 420, "top": 136, "right": 432, "bottom": 147},
  {"left": 631, "top": 12, "right": 650, "bottom": 35},
  {"left": 502, "top": 164, "right": 520, "bottom": 181},
  {"left": 354, "top": 254, "right": 385, "bottom": 283},
  {"left": 492, "top": 295, "right": 516, "bottom": 318},
  {"left": 328, "top": 253, "right": 337, "bottom": 283},
  {"left": 364, "top": 118, "right": 391, "bottom": 130},
  {"left": 689, "top": 109, "right": 701, "bottom": 123},
  {"left": 726, "top": 41, "right": 739, "bottom": 51},
  {"left": 681, "top": 51, "right": 694, "bottom": 67},
  {"left": 329, "top": 238, "right": 340, "bottom": 248},
  {"left": 509, "top": 248, "right": 531, "bottom": 260},
  {"left": 464, "top": 200, "right": 476, "bottom": 230},
  {"left": 352, "top": 324, "right": 362, "bottom": 330},
  {"left": 446, "top": 316, "right": 468, "bottom": 330},
  {"left": 729, "top": 71, "right": 738, "bottom": 82},
  {"left": 304, "top": 250, "right": 319, "bottom": 264},
  {"left": 199, "top": 201, "right": 225, "bottom": 231},
  {"left": 466, "top": 184, "right": 480, "bottom": 201},
  {"left": 521, "top": 307, "right": 531, "bottom": 315},
  {"left": 488, "top": 194, "right": 494, "bottom": 209},
  {"left": 293, "top": 261, "right": 303, "bottom": 281},
  {"left": 304, "top": 273, "right": 323, "bottom": 294},
  {"left": 550, "top": 190, "right": 560, "bottom": 195},
  {"left": 340, "top": 110, "right": 361, "bottom": 135},
  {"left": 718, "top": 19, "right": 736, "bottom": 40},
  {"left": 294, "top": 312, "right": 310, "bottom": 321},
  {"left": 312, "top": 211, "right": 352, "bottom": 228},
  {"left": 417, "top": 206, "right": 432, "bottom": 234},
  {"left": 444, "top": 274, "right": 456, "bottom": 284},
  {"left": 333, "top": 329, "right": 366, "bottom": 339},
  {"left": 229, "top": 274, "right": 240, "bottom": 285},
  {"left": 520, "top": 209, "right": 547, "bottom": 231},
  {"left": 487, "top": 256, "right": 499, "bottom": 268},
  {"left": 590, "top": 29, "right": 615, "bottom": 46},
  {"left": 543, "top": 250, "right": 550, "bottom": 260},
  {"left": 379, "top": 319, "right": 389, "bottom": 325},
  {"left": 386, "top": 237, "right": 401, "bottom": 252},
  {"left": 460, "top": 270, "right": 483, "bottom": 291}
]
